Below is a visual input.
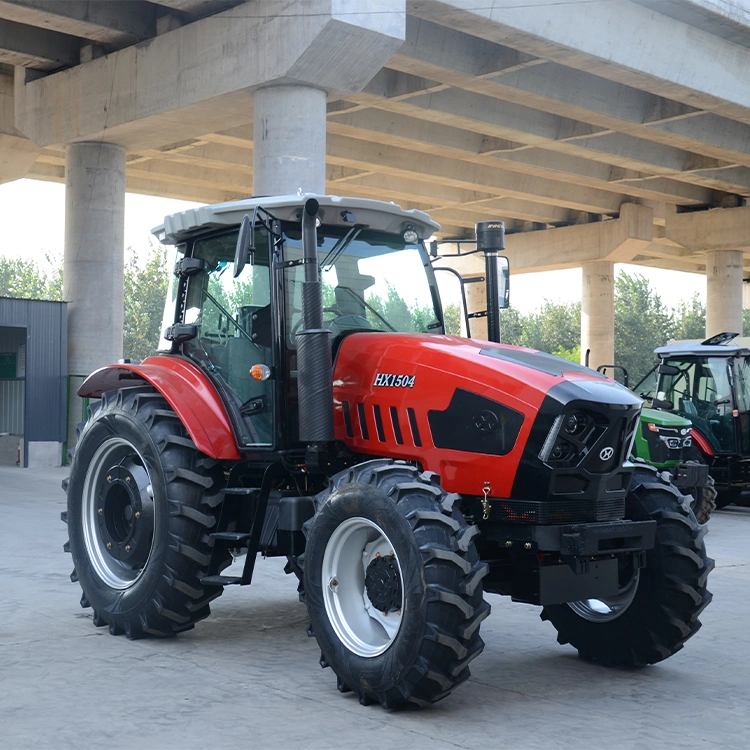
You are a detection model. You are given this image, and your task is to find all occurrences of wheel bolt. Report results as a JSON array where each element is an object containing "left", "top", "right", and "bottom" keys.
[
  {"left": 97, "top": 508, "right": 103, "bottom": 515},
  {"left": 106, "top": 542, "right": 112, "bottom": 549},
  {"left": 524, "top": 543, "right": 532, "bottom": 550},
  {"left": 125, "top": 476, "right": 131, "bottom": 483},
  {"left": 125, "top": 545, "right": 131, "bottom": 552},
  {"left": 135, "top": 511, "right": 141, "bottom": 519},
  {"left": 329, "top": 577, "right": 339, "bottom": 591},
  {"left": 107, "top": 475, "right": 112, "bottom": 482},
  {"left": 505, "top": 541, "right": 513, "bottom": 548},
  {"left": 382, "top": 611, "right": 388, "bottom": 617}
]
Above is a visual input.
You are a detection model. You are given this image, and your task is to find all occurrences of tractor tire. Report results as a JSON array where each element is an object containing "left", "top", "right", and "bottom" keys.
[
  {"left": 540, "top": 466, "right": 713, "bottom": 666},
  {"left": 689, "top": 473, "right": 717, "bottom": 524},
  {"left": 63, "top": 386, "right": 230, "bottom": 638},
  {"left": 303, "top": 460, "right": 490, "bottom": 709}
]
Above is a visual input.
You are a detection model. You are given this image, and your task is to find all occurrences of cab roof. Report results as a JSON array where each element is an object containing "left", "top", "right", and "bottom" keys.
[
  {"left": 152, "top": 194, "right": 441, "bottom": 246},
  {"left": 655, "top": 332, "right": 750, "bottom": 358}
]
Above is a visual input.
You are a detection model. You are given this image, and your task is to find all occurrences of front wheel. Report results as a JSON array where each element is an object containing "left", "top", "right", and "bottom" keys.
[
  {"left": 304, "top": 460, "right": 490, "bottom": 709},
  {"left": 541, "top": 467, "right": 713, "bottom": 666},
  {"left": 64, "top": 386, "right": 230, "bottom": 638}
]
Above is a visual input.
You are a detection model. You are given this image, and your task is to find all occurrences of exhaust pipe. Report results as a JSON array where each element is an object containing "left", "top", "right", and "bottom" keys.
[
  {"left": 297, "top": 198, "right": 334, "bottom": 443},
  {"left": 475, "top": 221, "right": 505, "bottom": 343}
]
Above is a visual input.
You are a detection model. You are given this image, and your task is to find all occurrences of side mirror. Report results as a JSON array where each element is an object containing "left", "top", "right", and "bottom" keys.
[
  {"left": 651, "top": 397, "right": 674, "bottom": 411},
  {"left": 497, "top": 256, "right": 509, "bottom": 309},
  {"left": 233, "top": 214, "right": 255, "bottom": 279},
  {"left": 658, "top": 363, "right": 680, "bottom": 376}
]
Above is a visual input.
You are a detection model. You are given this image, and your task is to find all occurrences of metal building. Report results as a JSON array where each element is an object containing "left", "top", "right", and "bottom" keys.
[{"left": 0, "top": 297, "right": 67, "bottom": 467}]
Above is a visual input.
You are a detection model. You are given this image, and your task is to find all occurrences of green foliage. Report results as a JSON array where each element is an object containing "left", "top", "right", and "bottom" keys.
[
  {"left": 671, "top": 294, "right": 705, "bottom": 342},
  {"left": 365, "top": 283, "right": 438, "bottom": 332},
  {"left": 0, "top": 253, "right": 62, "bottom": 300},
  {"left": 123, "top": 244, "right": 169, "bottom": 362},
  {"left": 614, "top": 272, "right": 673, "bottom": 384},
  {"left": 500, "top": 301, "right": 580, "bottom": 353},
  {"left": 553, "top": 344, "right": 581, "bottom": 363},
  {"left": 444, "top": 303, "right": 461, "bottom": 336}
]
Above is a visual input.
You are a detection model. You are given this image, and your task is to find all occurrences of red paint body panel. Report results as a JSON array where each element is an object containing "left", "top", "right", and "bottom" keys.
[
  {"left": 690, "top": 429, "right": 715, "bottom": 457},
  {"left": 333, "top": 333, "right": 603, "bottom": 498},
  {"left": 78, "top": 356, "right": 241, "bottom": 460}
]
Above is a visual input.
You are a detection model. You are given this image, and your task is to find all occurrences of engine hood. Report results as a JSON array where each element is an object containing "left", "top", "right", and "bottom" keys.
[{"left": 331, "top": 333, "right": 640, "bottom": 499}]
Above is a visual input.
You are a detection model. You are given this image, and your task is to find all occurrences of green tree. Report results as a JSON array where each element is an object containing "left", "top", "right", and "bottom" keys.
[
  {"left": 444, "top": 303, "right": 461, "bottom": 336},
  {"left": 0, "top": 253, "right": 62, "bottom": 300},
  {"left": 614, "top": 272, "right": 672, "bottom": 384},
  {"left": 123, "top": 244, "right": 169, "bottom": 361},
  {"left": 499, "top": 306, "right": 526, "bottom": 346},
  {"left": 672, "top": 294, "right": 705, "bottom": 341}
]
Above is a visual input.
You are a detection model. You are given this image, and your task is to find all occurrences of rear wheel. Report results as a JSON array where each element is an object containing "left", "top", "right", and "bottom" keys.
[
  {"left": 64, "top": 386, "right": 230, "bottom": 638},
  {"left": 689, "top": 473, "right": 717, "bottom": 524},
  {"left": 304, "top": 460, "right": 490, "bottom": 708},
  {"left": 541, "top": 467, "right": 713, "bottom": 666}
]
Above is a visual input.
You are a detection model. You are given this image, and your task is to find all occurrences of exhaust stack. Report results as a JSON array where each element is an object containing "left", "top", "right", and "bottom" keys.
[
  {"left": 476, "top": 221, "right": 506, "bottom": 344},
  {"left": 297, "top": 198, "right": 334, "bottom": 443}
]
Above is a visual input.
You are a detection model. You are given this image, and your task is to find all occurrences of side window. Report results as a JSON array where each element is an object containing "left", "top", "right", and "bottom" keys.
[{"left": 183, "top": 229, "right": 274, "bottom": 447}]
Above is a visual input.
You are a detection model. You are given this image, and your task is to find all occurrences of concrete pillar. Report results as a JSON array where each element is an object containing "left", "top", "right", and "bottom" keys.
[
  {"left": 581, "top": 261, "right": 614, "bottom": 370},
  {"left": 706, "top": 250, "right": 744, "bottom": 338},
  {"left": 253, "top": 85, "right": 327, "bottom": 196},
  {"left": 64, "top": 142, "right": 126, "bottom": 376}
]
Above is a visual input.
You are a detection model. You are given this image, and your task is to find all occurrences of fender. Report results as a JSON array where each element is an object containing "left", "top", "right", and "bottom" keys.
[
  {"left": 690, "top": 428, "right": 715, "bottom": 458},
  {"left": 78, "top": 355, "right": 240, "bottom": 460}
]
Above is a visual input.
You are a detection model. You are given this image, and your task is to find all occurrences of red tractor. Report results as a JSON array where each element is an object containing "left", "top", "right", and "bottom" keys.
[{"left": 63, "top": 195, "right": 712, "bottom": 709}]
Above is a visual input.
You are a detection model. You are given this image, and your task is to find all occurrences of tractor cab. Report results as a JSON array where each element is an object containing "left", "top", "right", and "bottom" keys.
[
  {"left": 154, "top": 195, "right": 454, "bottom": 452},
  {"left": 638, "top": 332, "right": 750, "bottom": 507},
  {"left": 648, "top": 333, "right": 750, "bottom": 456}
]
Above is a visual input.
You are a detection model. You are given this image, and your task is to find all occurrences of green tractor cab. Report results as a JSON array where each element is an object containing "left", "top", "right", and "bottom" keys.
[
  {"left": 638, "top": 332, "right": 750, "bottom": 511},
  {"left": 598, "top": 365, "right": 715, "bottom": 523}
]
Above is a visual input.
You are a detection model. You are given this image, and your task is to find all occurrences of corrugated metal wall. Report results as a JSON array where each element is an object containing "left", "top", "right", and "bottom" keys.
[{"left": 0, "top": 298, "right": 67, "bottom": 465}]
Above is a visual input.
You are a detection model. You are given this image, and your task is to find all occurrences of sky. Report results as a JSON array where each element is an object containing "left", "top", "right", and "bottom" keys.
[{"left": 0, "top": 178, "right": 707, "bottom": 315}]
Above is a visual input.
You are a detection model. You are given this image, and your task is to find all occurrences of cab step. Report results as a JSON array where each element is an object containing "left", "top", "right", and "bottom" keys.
[
  {"left": 209, "top": 531, "right": 252, "bottom": 544},
  {"left": 200, "top": 575, "right": 242, "bottom": 586}
]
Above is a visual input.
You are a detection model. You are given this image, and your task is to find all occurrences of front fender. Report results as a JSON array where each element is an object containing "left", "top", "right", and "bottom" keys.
[{"left": 78, "top": 356, "right": 240, "bottom": 460}]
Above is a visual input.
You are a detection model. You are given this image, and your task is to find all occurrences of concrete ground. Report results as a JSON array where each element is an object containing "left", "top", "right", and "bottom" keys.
[{"left": 2, "top": 465, "right": 748, "bottom": 750}]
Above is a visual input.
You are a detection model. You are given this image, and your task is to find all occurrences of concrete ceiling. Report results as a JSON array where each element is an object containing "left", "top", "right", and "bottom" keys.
[{"left": 2, "top": 0, "right": 750, "bottom": 276}]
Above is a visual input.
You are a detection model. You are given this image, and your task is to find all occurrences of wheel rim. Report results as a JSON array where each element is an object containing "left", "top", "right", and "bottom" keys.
[
  {"left": 322, "top": 517, "right": 405, "bottom": 658},
  {"left": 81, "top": 437, "right": 156, "bottom": 590},
  {"left": 567, "top": 568, "right": 640, "bottom": 623}
]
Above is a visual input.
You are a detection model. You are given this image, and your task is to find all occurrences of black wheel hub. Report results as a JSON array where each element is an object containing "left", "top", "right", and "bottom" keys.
[
  {"left": 365, "top": 554, "right": 402, "bottom": 612},
  {"left": 97, "top": 459, "right": 154, "bottom": 566}
]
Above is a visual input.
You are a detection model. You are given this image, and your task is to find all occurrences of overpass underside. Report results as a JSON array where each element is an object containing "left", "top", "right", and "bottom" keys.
[{"left": 2, "top": 0, "right": 750, "bottom": 374}]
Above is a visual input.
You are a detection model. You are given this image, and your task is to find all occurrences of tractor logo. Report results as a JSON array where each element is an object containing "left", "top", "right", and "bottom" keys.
[
  {"left": 474, "top": 411, "right": 499, "bottom": 433},
  {"left": 599, "top": 446, "right": 614, "bottom": 461}
]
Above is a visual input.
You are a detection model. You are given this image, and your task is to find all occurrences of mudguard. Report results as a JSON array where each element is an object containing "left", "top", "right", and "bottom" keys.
[
  {"left": 78, "top": 355, "right": 241, "bottom": 460},
  {"left": 690, "top": 429, "right": 715, "bottom": 457}
]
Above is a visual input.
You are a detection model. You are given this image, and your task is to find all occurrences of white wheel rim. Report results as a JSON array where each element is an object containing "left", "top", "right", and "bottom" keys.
[
  {"left": 567, "top": 569, "right": 640, "bottom": 623},
  {"left": 321, "top": 517, "right": 404, "bottom": 658},
  {"left": 81, "top": 437, "right": 156, "bottom": 590}
]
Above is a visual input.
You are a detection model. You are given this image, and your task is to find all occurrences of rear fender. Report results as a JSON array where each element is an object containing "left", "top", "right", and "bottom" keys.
[
  {"left": 78, "top": 356, "right": 241, "bottom": 460},
  {"left": 690, "top": 429, "right": 715, "bottom": 458}
]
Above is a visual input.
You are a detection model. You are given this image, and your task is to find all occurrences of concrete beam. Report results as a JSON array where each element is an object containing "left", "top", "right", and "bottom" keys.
[
  {"left": 665, "top": 206, "right": 750, "bottom": 251},
  {"left": 14, "top": 0, "right": 405, "bottom": 148},
  {"left": 0, "top": 71, "right": 38, "bottom": 181},
  {"left": 326, "top": 134, "right": 627, "bottom": 214},
  {"left": 503, "top": 203, "right": 653, "bottom": 273},
  {"left": 0, "top": 17, "right": 79, "bottom": 70},
  {"left": 0, "top": 1, "right": 156, "bottom": 46},
  {"left": 409, "top": 0, "right": 750, "bottom": 116}
]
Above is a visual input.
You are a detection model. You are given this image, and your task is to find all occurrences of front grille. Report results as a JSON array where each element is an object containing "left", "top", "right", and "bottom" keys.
[{"left": 489, "top": 497, "right": 625, "bottom": 524}]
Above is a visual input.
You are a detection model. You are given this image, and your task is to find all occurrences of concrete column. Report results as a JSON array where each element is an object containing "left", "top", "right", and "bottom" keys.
[
  {"left": 706, "top": 250, "right": 744, "bottom": 338},
  {"left": 64, "top": 142, "right": 126, "bottom": 376},
  {"left": 581, "top": 261, "right": 614, "bottom": 370},
  {"left": 253, "top": 85, "right": 327, "bottom": 196}
]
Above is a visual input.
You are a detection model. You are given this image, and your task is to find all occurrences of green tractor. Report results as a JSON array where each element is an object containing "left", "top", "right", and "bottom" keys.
[
  {"left": 598, "top": 365, "right": 716, "bottom": 523},
  {"left": 636, "top": 332, "right": 750, "bottom": 512}
]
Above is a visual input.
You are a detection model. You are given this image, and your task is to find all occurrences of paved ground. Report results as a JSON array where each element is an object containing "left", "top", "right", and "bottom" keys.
[{"left": 2, "top": 465, "right": 749, "bottom": 750}]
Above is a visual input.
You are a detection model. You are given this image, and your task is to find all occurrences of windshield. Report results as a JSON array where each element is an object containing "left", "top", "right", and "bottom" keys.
[
  {"left": 282, "top": 226, "right": 441, "bottom": 340},
  {"left": 659, "top": 356, "right": 735, "bottom": 452}
]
